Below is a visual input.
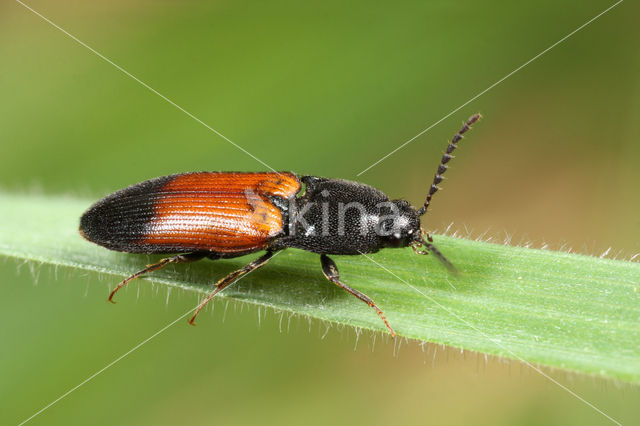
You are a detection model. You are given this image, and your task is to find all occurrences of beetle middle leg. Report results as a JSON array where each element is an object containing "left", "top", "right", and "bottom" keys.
[
  {"left": 320, "top": 254, "right": 396, "bottom": 337},
  {"left": 189, "top": 251, "right": 275, "bottom": 325},
  {"left": 109, "top": 252, "right": 206, "bottom": 303}
]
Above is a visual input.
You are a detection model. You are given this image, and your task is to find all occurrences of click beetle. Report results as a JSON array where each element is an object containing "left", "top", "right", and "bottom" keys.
[{"left": 79, "top": 114, "right": 481, "bottom": 336}]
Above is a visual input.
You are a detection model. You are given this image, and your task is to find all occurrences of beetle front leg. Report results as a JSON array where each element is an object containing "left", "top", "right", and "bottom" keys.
[{"left": 320, "top": 254, "right": 396, "bottom": 337}]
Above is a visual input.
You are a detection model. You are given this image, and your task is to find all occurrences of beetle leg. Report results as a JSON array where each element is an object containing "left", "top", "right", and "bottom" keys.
[
  {"left": 189, "top": 251, "right": 275, "bottom": 325},
  {"left": 320, "top": 254, "right": 396, "bottom": 337},
  {"left": 108, "top": 252, "right": 206, "bottom": 303}
]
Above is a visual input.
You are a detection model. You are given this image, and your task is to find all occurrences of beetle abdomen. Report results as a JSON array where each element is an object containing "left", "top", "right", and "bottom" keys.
[{"left": 79, "top": 172, "right": 300, "bottom": 254}]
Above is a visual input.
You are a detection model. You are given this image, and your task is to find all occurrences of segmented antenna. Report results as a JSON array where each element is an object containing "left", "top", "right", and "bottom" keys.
[{"left": 416, "top": 114, "right": 481, "bottom": 216}]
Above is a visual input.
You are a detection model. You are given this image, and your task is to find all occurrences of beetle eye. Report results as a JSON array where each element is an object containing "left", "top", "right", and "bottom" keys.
[{"left": 380, "top": 219, "right": 393, "bottom": 233}]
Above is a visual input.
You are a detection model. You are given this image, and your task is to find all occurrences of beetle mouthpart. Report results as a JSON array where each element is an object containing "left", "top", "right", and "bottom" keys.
[
  {"left": 419, "top": 239, "right": 458, "bottom": 274},
  {"left": 411, "top": 241, "right": 430, "bottom": 255}
]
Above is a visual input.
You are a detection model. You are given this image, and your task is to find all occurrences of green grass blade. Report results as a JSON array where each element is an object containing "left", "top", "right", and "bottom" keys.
[{"left": 1, "top": 192, "right": 638, "bottom": 381}]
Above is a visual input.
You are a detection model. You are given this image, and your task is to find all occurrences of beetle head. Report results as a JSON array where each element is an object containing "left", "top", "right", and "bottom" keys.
[
  {"left": 377, "top": 200, "right": 457, "bottom": 273},
  {"left": 377, "top": 200, "right": 422, "bottom": 248}
]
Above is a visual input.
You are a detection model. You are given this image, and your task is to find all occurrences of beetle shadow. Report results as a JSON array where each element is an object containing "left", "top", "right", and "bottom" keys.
[
  {"left": 107, "top": 243, "right": 504, "bottom": 308},
  {"left": 110, "top": 252, "right": 344, "bottom": 308},
  {"left": 373, "top": 245, "right": 502, "bottom": 294},
  {"left": 229, "top": 260, "right": 345, "bottom": 306}
]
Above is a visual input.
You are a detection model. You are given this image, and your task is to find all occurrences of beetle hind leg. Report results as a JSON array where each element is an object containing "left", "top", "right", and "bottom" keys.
[
  {"left": 320, "top": 254, "right": 396, "bottom": 337},
  {"left": 189, "top": 251, "right": 275, "bottom": 325},
  {"left": 108, "top": 252, "right": 206, "bottom": 303}
]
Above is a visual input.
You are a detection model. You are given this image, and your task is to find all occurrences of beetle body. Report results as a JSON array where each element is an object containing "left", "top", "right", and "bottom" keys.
[
  {"left": 80, "top": 114, "right": 480, "bottom": 336},
  {"left": 80, "top": 172, "right": 425, "bottom": 256}
]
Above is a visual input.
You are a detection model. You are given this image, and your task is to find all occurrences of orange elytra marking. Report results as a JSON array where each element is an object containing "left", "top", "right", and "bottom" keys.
[{"left": 142, "top": 172, "right": 300, "bottom": 253}]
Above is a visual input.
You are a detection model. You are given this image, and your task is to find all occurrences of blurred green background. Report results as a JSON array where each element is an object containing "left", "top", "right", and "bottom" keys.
[{"left": 1, "top": 0, "right": 639, "bottom": 425}]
